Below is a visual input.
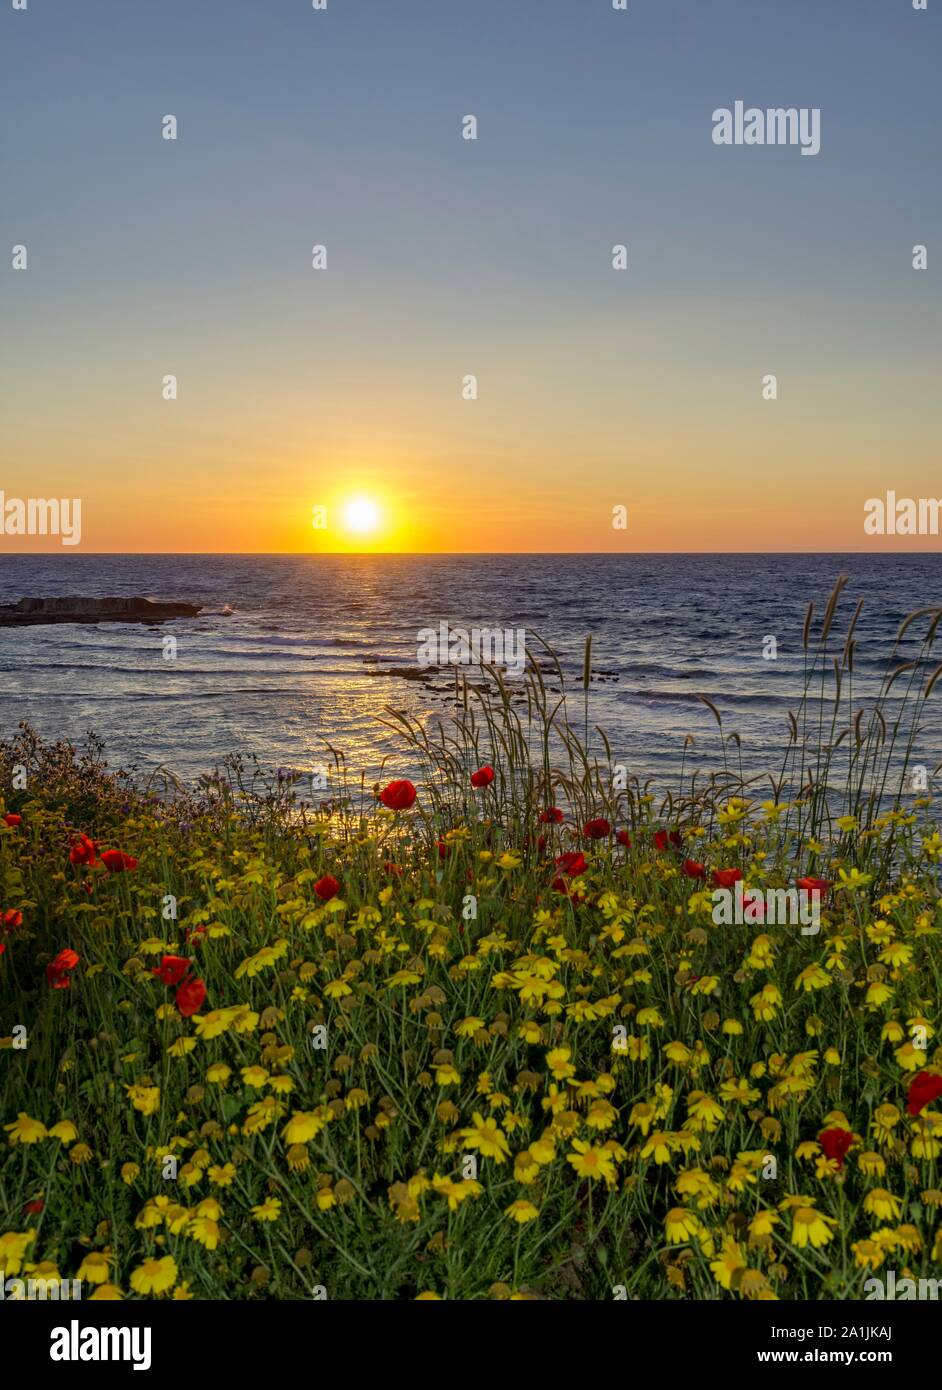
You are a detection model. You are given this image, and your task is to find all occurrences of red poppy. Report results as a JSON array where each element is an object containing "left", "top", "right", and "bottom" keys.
[
  {"left": 683, "top": 859, "right": 706, "bottom": 880},
  {"left": 797, "top": 876, "right": 832, "bottom": 896},
  {"left": 554, "top": 851, "right": 586, "bottom": 878},
  {"left": 437, "top": 839, "right": 450, "bottom": 859},
  {"left": 819, "top": 1127, "right": 853, "bottom": 1168},
  {"left": 176, "top": 977, "right": 207, "bottom": 1017},
  {"left": 470, "top": 765, "right": 494, "bottom": 789},
  {"left": 47, "top": 948, "right": 80, "bottom": 989},
  {"left": 740, "top": 891, "right": 766, "bottom": 921},
  {"left": 537, "top": 834, "right": 547, "bottom": 852},
  {"left": 3, "top": 813, "right": 21, "bottom": 827},
  {"left": 314, "top": 873, "right": 340, "bottom": 901},
  {"left": 380, "top": 779, "right": 417, "bottom": 811},
  {"left": 100, "top": 849, "right": 138, "bottom": 873},
  {"left": 616, "top": 830, "right": 631, "bottom": 848},
  {"left": 583, "top": 818, "right": 611, "bottom": 840},
  {"left": 2, "top": 909, "right": 23, "bottom": 930},
  {"left": 654, "top": 829, "right": 683, "bottom": 852},
  {"left": 907, "top": 1070, "right": 942, "bottom": 1116},
  {"left": 711, "top": 868, "right": 742, "bottom": 889},
  {"left": 383, "top": 861, "right": 402, "bottom": 876},
  {"left": 152, "top": 954, "right": 191, "bottom": 986},
  {"left": 69, "top": 834, "right": 98, "bottom": 867},
  {"left": 538, "top": 807, "right": 564, "bottom": 824},
  {"left": 0, "top": 943, "right": 5, "bottom": 957},
  {"left": 23, "top": 1198, "right": 44, "bottom": 1215}
]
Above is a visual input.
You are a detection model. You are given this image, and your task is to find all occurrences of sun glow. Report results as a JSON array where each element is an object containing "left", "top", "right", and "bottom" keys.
[{"left": 342, "top": 496, "right": 381, "bottom": 536}]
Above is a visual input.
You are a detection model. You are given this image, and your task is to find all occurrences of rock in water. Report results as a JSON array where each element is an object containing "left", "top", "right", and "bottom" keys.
[{"left": 0, "top": 596, "right": 203, "bottom": 626}]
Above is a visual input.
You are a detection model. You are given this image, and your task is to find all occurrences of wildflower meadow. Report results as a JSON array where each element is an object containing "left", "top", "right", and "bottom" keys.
[{"left": 2, "top": 579, "right": 942, "bottom": 1302}]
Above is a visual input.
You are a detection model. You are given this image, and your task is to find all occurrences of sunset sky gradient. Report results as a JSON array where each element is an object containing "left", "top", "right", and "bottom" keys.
[{"left": 2, "top": 0, "right": 939, "bottom": 552}]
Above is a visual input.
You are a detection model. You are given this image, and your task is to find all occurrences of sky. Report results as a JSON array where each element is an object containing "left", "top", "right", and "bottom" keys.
[{"left": 1, "top": 0, "right": 939, "bottom": 553}]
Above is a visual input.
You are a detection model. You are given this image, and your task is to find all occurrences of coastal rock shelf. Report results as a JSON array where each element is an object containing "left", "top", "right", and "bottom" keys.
[{"left": 0, "top": 596, "right": 202, "bottom": 626}]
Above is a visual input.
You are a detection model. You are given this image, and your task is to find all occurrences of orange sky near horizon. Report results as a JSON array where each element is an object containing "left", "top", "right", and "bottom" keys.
[
  {"left": 4, "top": 294, "right": 939, "bottom": 554},
  {"left": 3, "top": 393, "right": 940, "bottom": 553}
]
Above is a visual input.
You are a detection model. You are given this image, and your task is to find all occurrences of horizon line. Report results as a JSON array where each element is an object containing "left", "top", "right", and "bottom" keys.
[{"left": 1, "top": 550, "right": 941, "bottom": 559}]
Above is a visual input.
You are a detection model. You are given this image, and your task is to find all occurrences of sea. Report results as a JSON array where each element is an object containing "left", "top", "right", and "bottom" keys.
[{"left": 0, "top": 553, "right": 940, "bottom": 795}]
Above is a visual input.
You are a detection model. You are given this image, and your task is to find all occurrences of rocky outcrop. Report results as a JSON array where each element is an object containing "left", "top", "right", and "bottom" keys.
[{"left": 0, "top": 596, "right": 202, "bottom": 626}]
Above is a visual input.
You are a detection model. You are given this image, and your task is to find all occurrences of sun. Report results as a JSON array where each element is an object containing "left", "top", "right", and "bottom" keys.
[{"left": 342, "top": 496, "right": 381, "bottom": 536}]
